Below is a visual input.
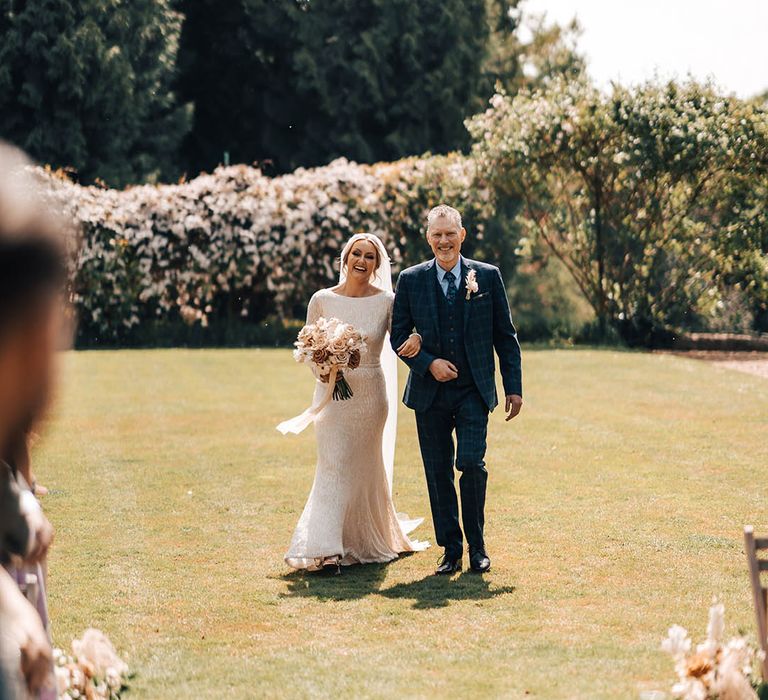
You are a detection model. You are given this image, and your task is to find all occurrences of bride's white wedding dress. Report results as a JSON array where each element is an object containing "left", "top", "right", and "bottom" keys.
[{"left": 284, "top": 288, "right": 429, "bottom": 570}]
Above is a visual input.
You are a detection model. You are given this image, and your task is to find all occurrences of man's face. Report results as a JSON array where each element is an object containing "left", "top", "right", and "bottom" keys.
[
  {"left": 0, "top": 298, "right": 64, "bottom": 450},
  {"left": 427, "top": 219, "right": 466, "bottom": 270}
]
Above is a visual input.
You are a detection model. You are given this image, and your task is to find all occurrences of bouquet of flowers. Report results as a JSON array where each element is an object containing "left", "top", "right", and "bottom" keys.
[
  {"left": 54, "top": 629, "right": 130, "bottom": 700},
  {"left": 292, "top": 316, "right": 367, "bottom": 401},
  {"left": 661, "top": 600, "right": 764, "bottom": 700}
]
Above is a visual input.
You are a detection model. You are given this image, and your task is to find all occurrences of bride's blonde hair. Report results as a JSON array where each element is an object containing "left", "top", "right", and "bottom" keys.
[{"left": 340, "top": 233, "right": 383, "bottom": 274}]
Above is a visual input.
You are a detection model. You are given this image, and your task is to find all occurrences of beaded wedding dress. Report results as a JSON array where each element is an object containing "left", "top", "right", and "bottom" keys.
[{"left": 283, "top": 285, "right": 429, "bottom": 570}]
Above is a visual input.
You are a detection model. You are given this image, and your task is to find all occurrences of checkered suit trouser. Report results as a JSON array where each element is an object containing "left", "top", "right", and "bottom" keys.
[{"left": 415, "top": 383, "right": 489, "bottom": 557}]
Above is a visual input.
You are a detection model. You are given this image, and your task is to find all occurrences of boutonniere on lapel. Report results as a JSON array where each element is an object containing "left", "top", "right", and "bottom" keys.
[{"left": 465, "top": 269, "right": 479, "bottom": 300}]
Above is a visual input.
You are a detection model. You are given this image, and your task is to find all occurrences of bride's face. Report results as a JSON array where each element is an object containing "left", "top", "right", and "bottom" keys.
[{"left": 346, "top": 240, "right": 378, "bottom": 282}]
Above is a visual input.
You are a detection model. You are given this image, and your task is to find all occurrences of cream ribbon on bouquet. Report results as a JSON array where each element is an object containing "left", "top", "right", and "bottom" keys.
[{"left": 276, "top": 366, "right": 339, "bottom": 435}]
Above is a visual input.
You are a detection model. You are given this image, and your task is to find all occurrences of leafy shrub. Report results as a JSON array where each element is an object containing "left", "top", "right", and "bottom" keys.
[{"left": 467, "top": 77, "right": 768, "bottom": 345}]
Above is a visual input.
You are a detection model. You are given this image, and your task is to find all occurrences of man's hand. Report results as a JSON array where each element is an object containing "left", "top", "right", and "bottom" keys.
[
  {"left": 429, "top": 359, "right": 458, "bottom": 382},
  {"left": 397, "top": 333, "right": 422, "bottom": 359},
  {"left": 505, "top": 394, "right": 522, "bottom": 421}
]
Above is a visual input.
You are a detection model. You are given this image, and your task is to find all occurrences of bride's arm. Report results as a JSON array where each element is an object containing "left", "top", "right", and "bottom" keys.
[
  {"left": 304, "top": 293, "right": 323, "bottom": 380},
  {"left": 306, "top": 293, "right": 321, "bottom": 326}
]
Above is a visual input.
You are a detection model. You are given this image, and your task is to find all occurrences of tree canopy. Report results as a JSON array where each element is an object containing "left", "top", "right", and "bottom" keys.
[
  {"left": 467, "top": 77, "right": 768, "bottom": 342},
  {"left": 0, "top": 0, "right": 191, "bottom": 186},
  {"left": 176, "top": 0, "right": 497, "bottom": 175}
]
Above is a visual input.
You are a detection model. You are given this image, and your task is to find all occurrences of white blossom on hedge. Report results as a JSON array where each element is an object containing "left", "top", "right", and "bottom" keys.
[{"left": 39, "top": 155, "right": 492, "bottom": 340}]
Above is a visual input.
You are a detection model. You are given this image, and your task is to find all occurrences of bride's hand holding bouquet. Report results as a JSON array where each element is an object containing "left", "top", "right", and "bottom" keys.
[{"left": 292, "top": 316, "right": 367, "bottom": 400}]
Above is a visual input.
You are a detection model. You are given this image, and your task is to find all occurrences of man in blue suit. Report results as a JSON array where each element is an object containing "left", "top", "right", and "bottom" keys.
[{"left": 391, "top": 204, "right": 523, "bottom": 575}]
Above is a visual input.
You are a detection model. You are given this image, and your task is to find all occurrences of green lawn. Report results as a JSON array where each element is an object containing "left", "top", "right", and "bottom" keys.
[{"left": 37, "top": 348, "right": 768, "bottom": 698}]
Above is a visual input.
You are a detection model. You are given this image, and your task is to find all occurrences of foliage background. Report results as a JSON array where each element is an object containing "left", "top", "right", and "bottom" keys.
[
  {"left": 3, "top": 0, "right": 767, "bottom": 344},
  {"left": 0, "top": 0, "right": 191, "bottom": 186},
  {"left": 467, "top": 78, "right": 768, "bottom": 344}
]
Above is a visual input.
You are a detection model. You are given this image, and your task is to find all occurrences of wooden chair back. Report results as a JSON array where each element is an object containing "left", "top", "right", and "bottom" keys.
[{"left": 744, "top": 525, "right": 768, "bottom": 680}]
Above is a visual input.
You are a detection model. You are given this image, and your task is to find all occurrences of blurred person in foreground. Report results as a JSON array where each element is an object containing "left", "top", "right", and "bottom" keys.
[{"left": 0, "top": 142, "right": 70, "bottom": 699}]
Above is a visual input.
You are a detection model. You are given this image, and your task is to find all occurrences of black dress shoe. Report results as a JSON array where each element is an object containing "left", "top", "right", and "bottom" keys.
[
  {"left": 469, "top": 549, "right": 491, "bottom": 573},
  {"left": 435, "top": 553, "right": 462, "bottom": 575}
]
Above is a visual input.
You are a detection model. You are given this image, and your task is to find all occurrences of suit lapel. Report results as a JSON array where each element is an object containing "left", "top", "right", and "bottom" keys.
[
  {"left": 462, "top": 257, "right": 473, "bottom": 336},
  {"left": 424, "top": 258, "right": 439, "bottom": 336}
]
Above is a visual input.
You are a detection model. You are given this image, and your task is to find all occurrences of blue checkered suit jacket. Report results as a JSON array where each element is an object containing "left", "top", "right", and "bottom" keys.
[{"left": 391, "top": 256, "right": 522, "bottom": 413}]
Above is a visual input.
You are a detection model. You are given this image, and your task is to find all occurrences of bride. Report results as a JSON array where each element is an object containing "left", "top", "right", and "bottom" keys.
[{"left": 278, "top": 233, "right": 429, "bottom": 573}]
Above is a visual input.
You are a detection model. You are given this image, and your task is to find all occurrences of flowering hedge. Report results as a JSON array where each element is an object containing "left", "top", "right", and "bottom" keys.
[{"left": 41, "top": 155, "right": 492, "bottom": 344}]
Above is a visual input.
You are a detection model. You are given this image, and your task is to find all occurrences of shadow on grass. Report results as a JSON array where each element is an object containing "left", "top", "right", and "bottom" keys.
[
  {"left": 379, "top": 571, "right": 516, "bottom": 610},
  {"left": 279, "top": 561, "right": 390, "bottom": 602},
  {"left": 279, "top": 558, "right": 515, "bottom": 610}
]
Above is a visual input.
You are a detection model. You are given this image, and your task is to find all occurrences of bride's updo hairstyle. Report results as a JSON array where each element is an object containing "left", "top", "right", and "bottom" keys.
[{"left": 340, "top": 233, "right": 383, "bottom": 277}]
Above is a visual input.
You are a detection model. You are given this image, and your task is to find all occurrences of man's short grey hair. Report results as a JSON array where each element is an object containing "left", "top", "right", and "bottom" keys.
[{"left": 426, "top": 204, "right": 462, "bottom": 232}]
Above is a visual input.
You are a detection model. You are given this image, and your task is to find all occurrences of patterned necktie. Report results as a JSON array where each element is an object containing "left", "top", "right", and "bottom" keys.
[{"left": 443, "top": 270, "right": 457, "bottom": 304}]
